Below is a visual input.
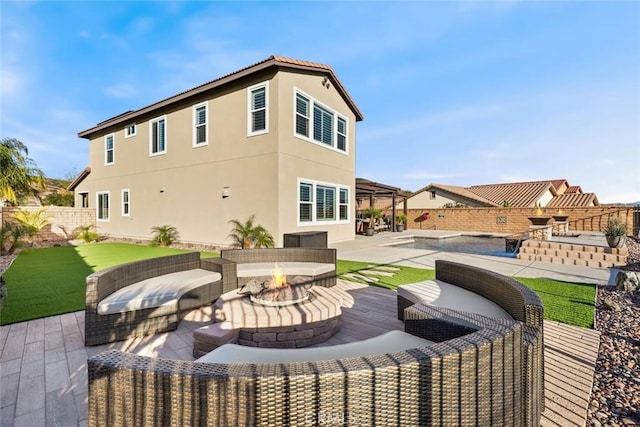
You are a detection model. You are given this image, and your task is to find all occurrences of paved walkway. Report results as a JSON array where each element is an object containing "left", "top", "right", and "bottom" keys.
[{"left": 1, "top": 231, "right": 613, "bottom": 426}]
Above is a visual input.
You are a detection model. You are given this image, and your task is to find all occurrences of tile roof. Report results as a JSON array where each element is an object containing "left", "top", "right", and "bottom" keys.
[
  {"left": 468, "top": 181, "right": 556, "bottom": 208},
  {"left": 78, "top": 55, "right": 363, "bottom": 138},
  {"left": 546, "top": 193, "right": 599, "bottom": 207},
  {"left": 409, "top": 179, "right": 599, "bottom": 208},
  {"left": 565, "top": 186, "right": 583, "bottom": 194}
]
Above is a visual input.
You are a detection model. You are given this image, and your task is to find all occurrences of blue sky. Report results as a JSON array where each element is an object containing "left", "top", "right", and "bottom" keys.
[{"left": 1, "top": 1, "right": 639, "bottom": 203}]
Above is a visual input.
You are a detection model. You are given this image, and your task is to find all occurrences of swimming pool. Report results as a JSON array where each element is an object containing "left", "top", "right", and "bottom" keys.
[{"left": 392, "top": 235, "right": 516, "bottom": 258}]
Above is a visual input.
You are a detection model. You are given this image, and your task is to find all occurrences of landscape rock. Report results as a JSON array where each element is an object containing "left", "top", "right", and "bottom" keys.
[{"left": 615, "top": 270, "right": 640, "bottom": 293}]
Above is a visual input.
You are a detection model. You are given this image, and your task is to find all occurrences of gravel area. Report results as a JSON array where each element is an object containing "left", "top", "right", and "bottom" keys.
[{"left": 587, "top": 237, "right": 640, "bottom": 427}]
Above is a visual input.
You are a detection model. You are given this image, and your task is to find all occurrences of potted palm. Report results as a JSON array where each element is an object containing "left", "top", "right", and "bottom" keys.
[
  {"left": 364, "top": 206, "right": 381, "bottom": 236},
  {"left": 395, "top": 213, "right": 407, "bottom": 232},
  {"left": 604, "top": 218, "right": 627, "bottom": 248}
]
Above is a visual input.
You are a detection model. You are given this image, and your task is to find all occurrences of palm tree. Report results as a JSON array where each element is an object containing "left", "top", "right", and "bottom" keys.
[
  {"left": 0, "top": 138, "right": 45, "bottom": 205},
  {"left": 227, "top": 215, "right": 275, "bottom": 249},
  {"left": 150, "top": 225, "right": 179, "bottom": 247}
]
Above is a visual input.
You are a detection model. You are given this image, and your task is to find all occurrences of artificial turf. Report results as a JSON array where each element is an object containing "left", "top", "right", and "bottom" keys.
[
  {"left": 336, "top": 259, "right": 596, "bottom": 328},
  {"left": 0, "top": 243, "right": 217, "bottom": 325},
  {"left": 1, "top": 245, "right": 595, "bottom": 328}
]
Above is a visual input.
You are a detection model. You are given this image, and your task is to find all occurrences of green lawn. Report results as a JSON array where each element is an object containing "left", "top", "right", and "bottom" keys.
[
  {"left": 337, "top": 260, "right": 596, "bottom": 328},
  {"left": 1, "top": 245, "right": 596, "bottom": 328},
  {"left": 0, "top": 243, "right": 217, "bottom": 325}
]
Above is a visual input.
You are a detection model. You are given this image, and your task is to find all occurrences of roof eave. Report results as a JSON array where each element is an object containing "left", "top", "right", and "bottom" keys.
[{"left": 78, "top": 56, "right": 363, "bottom": 139}]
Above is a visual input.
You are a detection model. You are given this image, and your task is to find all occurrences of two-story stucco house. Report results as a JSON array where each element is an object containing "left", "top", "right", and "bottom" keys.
[{"left": 71, "top": 56, "right": 363, "bottom": 247}]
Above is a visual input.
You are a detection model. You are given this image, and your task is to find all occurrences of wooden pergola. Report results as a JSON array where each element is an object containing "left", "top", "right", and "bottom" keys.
[{"left": 355, "top": 178, "right": 408, "bottom": 232}]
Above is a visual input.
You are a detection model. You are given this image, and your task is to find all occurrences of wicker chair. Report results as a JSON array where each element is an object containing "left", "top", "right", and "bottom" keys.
[
  {"left": 220, "top": 248, "right": 337, "bottom": 288},
  {"left": 88, "top": 304, "right": 538, "bottom": 426},
  {"left": 85, "top": 252, "right": 228, "bottom": 346}
]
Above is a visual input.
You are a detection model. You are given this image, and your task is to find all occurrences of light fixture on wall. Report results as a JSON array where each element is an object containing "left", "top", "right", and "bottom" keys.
[
  {"left": 222, "top": 186, "right": 230, "bottom": 198},
  {"left": 322, "top": 76, "right": 330, "bottom": 89},
  {"left": 160, "top": 187, "right": 165, "bottom": 193}
]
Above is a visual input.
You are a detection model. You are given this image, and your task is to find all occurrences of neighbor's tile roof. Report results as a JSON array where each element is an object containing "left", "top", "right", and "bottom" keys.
[
  {"left": 79, "top": 55, "right": 363, "bottom": 138},
  {"left": 67, "top": 167, "right": 91, "bottom": 191},
  {"left": 565, "top": 185, "right": 583, "bottom": 194},
  {"left": 411, "top": 183, "right": 497, "bottom": 206},
  {"left": 547, "top": 193, "right": 599, "bottom": 207},
  {"left": 550, "top": 179, "right": 569, "bottom": 192},
  {"left": 468, "top": 180, "right": 557, "bottom": 208}
]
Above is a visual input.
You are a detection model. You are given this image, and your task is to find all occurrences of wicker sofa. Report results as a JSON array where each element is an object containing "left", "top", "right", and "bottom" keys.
[
  {"left": 220, "top": 248, "right": 337, "bottom": 288},
  {"left": 398, "top": 260, "right": 545, "bottom": 427},
  {"left": 85, "top": 252, "right": 230, "bottom": 346},
  {"left": 88, "top": 303, "right": 537, "bottom": 426}
]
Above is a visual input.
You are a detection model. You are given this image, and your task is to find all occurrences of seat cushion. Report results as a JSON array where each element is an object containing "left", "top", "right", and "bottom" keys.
[
  {"left": 398, "top": 279, "right": 512, "bottom": 320},
  {"left": 197, "top": 330, "right": 433, "bottom": 364},
  {"left": 98, "top": 269, "right": 221, "bottom": 315},
  {"left": 236, "top": 262, "right": 334, "bottom": 278}
]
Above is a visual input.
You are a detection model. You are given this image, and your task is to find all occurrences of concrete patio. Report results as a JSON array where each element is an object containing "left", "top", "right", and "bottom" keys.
[{"left": 1, "top": 230, "right": 613, "bottom": 426}]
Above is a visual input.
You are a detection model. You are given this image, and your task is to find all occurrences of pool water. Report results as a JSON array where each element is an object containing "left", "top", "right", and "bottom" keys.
[{"left": 393, "top": 235, "right": 516, "bottom": 258}]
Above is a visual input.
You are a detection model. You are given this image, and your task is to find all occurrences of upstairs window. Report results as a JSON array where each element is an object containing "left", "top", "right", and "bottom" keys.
[
  {"left": 295, "top": 93, "right": 310, "bottom": 137},
  {"left": 193, "top": 102, "right": 208, "bottom": 146},
  {"left": 150, "top": 116, "right": 166, "bottom": 155},
  {"left": 125, "top": 124, "right": 136, "bottom": 138},
  {"left": 294, "top": 89, "right": 348, "bottom": 153},
  {"left": 105, "top": 134, "right": 114, "bottom": 165},
  {"left": 248, "top": 82, "right": 268, "bottom": 136}
]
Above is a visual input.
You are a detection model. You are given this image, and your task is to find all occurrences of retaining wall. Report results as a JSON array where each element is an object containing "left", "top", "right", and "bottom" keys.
[
  {"left": 1, "top": 206, "right": 95, "bottom": 244},
  {"left": 396, "top": 206, "right": 637, "bottom": 236}
]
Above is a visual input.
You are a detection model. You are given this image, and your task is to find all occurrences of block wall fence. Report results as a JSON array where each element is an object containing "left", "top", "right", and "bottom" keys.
[
  {"left": 1, "top": 207, "right": 95, "bottom": 244},
  {"left": 393, "top": 206, "right": 637, "bottom": 236}
]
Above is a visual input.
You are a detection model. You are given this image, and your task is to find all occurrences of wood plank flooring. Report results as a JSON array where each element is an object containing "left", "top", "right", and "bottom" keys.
[{"left": 0, "top": 280, "right": 600, "bottom": 426}]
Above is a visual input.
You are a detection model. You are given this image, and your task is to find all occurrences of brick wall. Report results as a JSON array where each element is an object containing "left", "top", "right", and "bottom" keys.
[
  {"left": 1, "top": 207, "right": 96, "bottom": 244},
  {"left": 393, "top": 206, "right": 637, "bottom": 236}
]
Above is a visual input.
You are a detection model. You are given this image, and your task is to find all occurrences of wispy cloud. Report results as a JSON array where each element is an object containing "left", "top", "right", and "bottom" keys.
[{"left": 104, "top": 83, "right": 138, "bottom": 99}]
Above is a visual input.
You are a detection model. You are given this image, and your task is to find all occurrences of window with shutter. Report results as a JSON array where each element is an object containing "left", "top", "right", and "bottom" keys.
[
  {"left": 193, "top": 103, "right": 207, "bottom": 146},
  {"left": 121, "top": 189, "right": 130, "bottom": 216},
  {"left": 105, "top": 134, "right": 114, "bottom": 165},
  {"left": 97, "top": 192, "right": 110, "bottom": 221},
  {"left": 339, "top": 188, "right": 348, "bottom": 220},
  {"left": 299, "top": 182, "right": 313, "bottom": 222},
  {"left": 297, "top": 179, "right": 350, "bottom": 225},
  {"left": 295, "top": 94, "right": 310, "bottom": 137},
  {"left": 150, "top": 116, "right": 167, "bottom": 155},
  {"left": 294, "top": 89, "right": 348, "bottom": 153},
  {"left": 248, "top": 82, "right": 268, "bottom": 136}
]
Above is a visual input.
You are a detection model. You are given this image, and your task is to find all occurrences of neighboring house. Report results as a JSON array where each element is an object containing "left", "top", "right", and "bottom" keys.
[
  {"left": 404, "top": 179, "right": 599, "bottom": 209},
  {"left": 71, "top": 56, "right": 363, "bottom": 247}
]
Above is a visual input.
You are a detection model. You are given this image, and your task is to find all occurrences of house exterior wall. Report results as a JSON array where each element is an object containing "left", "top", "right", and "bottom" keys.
[
  {"left": 538, "top": 189, "right": 554, "bottom": 207},
  {"left": 74, "top": 68, "right": 357, "bottom": 247},
  {"left": 402, "top": 190, "right": 485, "bottom": 209}
]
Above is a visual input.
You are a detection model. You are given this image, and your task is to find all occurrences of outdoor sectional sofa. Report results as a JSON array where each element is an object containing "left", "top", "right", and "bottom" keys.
[
  {"left": 87, "top": 259, "right": 545, "bottom": 426},
  {"left": 85, "top": 252, "right": 229, "bottom": 346}
]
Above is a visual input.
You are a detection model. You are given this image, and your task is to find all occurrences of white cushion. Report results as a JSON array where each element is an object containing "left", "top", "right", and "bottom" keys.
[
  {"left": 98, "top": 269, "right": 221, "bottom": 315},
  {"left": 398, "top": 280, "right": 512, "bottom": 320},
  {"left": 236, "top": 262, "right": 334, "bottom": 278},
  {"left": 197, "top": 330, "right": 432, "bottom": 364}
]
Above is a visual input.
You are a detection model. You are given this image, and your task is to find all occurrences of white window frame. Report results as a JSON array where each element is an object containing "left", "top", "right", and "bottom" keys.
[
  {"left": 149, "top": 115, "right": 167, "bottom": 156},
  {"left": 192, "top": 101, "right": 208, "bottom": 147},
  {"left": 247, "top": 81, "right": 269, "bottom": 137},
  {"left": 293, "top": 88, "right": 348, "bottom": 154},
  {"left": 297, "top": 178, "right": 350, "bottom": 226},
  {"left": 104, "top": 133, "right": 114, "bottom": 166},
  {"left": 97, "top": 191, "right": 110, "bottom": 222},
  {"left": 121, "top": 189, "right": 130, "bottom": 217},
  {"left": 124, "top": 124, "right": 136, "bottom": 138}
]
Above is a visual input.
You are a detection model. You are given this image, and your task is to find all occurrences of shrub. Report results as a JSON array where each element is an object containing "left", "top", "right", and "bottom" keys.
[
  {"left": 0, "top": 223, "right": 28, "bottom": 255},
  {"left": 11, "top": 208, "right": 49, "bottom": 237},
  {"left": 227, "top": 215, "right": 275, "bottom": 249},
  {"left": 150, "top": 225, "right": 179, "bottom": 247},
  {"left": 604, "top": 218, "right": 627, "bottom": 237},
  {"left": 73, "top": 225, "right": 100, "bottom": 243}
]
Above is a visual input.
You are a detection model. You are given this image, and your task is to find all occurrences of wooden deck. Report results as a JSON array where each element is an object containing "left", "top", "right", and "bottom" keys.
[{"left": 0, "top": 279, "right": 600, "bottom": 426}]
